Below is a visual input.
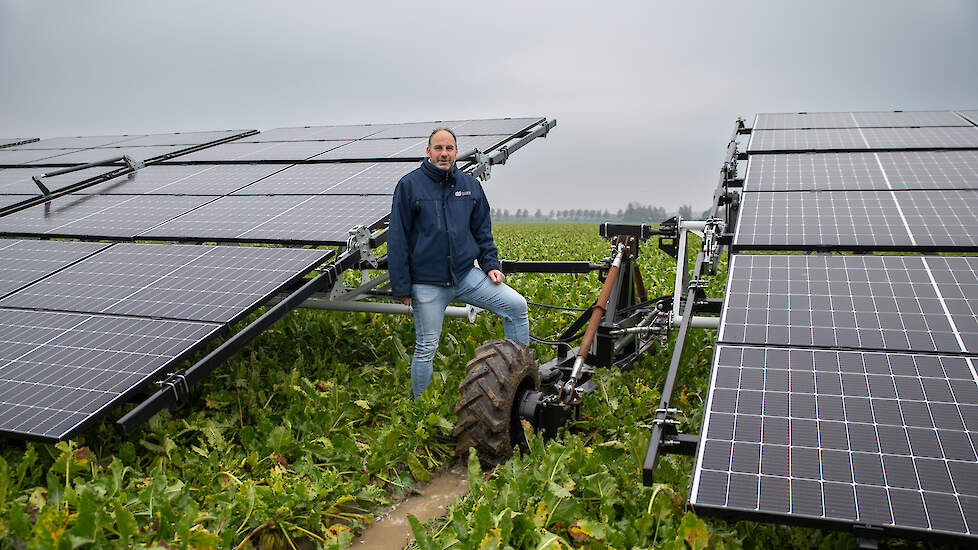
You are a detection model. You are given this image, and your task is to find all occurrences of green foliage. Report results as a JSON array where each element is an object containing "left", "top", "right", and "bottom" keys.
[{"left": 0, "top": 223, "right": 953, "bottom": 549}]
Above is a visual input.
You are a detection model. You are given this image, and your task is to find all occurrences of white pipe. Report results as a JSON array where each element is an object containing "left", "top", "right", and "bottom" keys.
[
  {"left": 298, "top": 299, "right": 480, "bottom": 322},
  {"left": 671, "top": 314, "right": 720, "bottom": 329}
]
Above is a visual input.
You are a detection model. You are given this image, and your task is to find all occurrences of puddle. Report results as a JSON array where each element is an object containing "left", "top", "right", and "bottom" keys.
[{"left": 353, "top": 463, "right": 470, "bottom": 549}]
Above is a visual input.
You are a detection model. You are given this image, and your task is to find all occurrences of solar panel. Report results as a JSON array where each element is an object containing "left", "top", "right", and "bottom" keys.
[
  {"left": 75, "top": 164, "right": 288, "bottom": 195},
  {"left": 691, "top": 343, "right": 978, "bottom": 540},
  {"left": 112, "top": 129, "right": 250, "bottom": 147},
  {"left": 0, "top": 166, "right": 127, "bottom": 195},
  {"left": 0, "top": 308, "right": 221, "bottom": 441},
  {"left": 243, "top": 124, "right": 392, "bottom": 142},
  {"left": 0, "top": 149, "right": 81, "bottom": 166},
  {"left": 0, "top": 239, "right": 109, "bottom": 298},
  {"left": 9, "top": 135, "right": 138, "bottom": 149},
  {"left": 754, "top": 111, "right": 971, "bottom": 130},
  {"left": 165, "top": 141, "right": 350, "bottom": 162},
  {"left": 26, "top": 145, "right": 186, "bottom": 166},
  {"left": 0, "top": 243, "right": 330, "bottom": 323},
  {"left": 451, "top": 117, "right": 544, "bottom": 136},
  {"left": 748, "top": 127, "right": 978, "bottom": 153},
  {"left": 718, "top": 254, "right": 978, "bottom": 354},
  {"left": 311, "top": 135, "right": 510, "bottom": 160},
  {"left": 0, "top": 194, "right": 213, "bottom": 239},
  {"left": 139, "top": 195, "right": 391, "bottom": 245},
  {"left": 0, "top": 196, "right": 30, "bottom": 210},
  {"left": 233, "top": 161, "right": 416, "bottom": 195},
  {"left": 733, "top": 190, "right": 978, "bottom": 251}
]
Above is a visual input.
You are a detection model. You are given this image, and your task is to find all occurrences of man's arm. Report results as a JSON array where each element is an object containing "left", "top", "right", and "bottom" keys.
[{"left": 388, "top": 180, "right": 413, "bottom": 303}]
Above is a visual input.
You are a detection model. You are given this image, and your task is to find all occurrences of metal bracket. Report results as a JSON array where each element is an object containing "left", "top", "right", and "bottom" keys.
[
  {"left": 347, "top": 225, "right": 378, "bottom": 268},
  {"left": 701, "top": 217, "right": 724, "bottom": 276},
  {"left": 853, "top": 524, "right": 883, "bottom": 549},
  {"left": 31, "top": 176, "right": 51, "bottom": 196},
  {"left": 123, "top": 154, "right": 145, "bottom": 172},
  {"left": 474, "top": 151, "right": 491, "bottom": 182},
  {"left": 157, "top": 372, "right": 191, "bottom": 410}
]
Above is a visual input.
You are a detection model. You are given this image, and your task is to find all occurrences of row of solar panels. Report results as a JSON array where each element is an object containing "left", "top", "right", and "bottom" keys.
[
  {"left": 0, "top": 118, "right": 541, "bottom": 167},
  {"left": 0, "top": 117, "right": 555, "bottom": 442},
  {"left": 690, "top": 110, "right": 978, "bottom": 542},
  {"left": 736, "top": 115, "right": 978, "bottom": 251}
]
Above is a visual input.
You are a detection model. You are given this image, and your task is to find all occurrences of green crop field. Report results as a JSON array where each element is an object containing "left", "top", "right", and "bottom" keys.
[{"left": 0, "top": 223, "right": 952, "bottom": 549}]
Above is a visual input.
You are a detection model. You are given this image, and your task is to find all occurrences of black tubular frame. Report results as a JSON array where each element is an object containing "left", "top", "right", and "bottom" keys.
[{"left": 641, "top": 117, "right": 744, "bottom": 484}]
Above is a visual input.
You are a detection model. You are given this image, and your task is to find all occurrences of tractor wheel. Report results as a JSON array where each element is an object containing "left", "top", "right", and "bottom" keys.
[{"left": 453, "top": 339, "right": 540, "bottom": 467}]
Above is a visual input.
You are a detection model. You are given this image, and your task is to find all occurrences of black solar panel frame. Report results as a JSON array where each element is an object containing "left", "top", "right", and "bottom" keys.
[
  {"left": 689, "top": 343, "right": 978, "bottom": 543},
  {"left": 0, "top": 138, "right": 40, "bottom": 149},
  {"left": 0, "top": 239, "right": 110, "bottom": 299},
  {"left": 747, "top": 127, "right": 978, "bottom": 154},
  {"left": 753, "top": 111, "right": 973, "bottom": 130},
  {"left": 0, "top": 308, "right": 223, "bottom": 442},
  {"left": 0, "top": 243, "right": 333, "bottom": 324},
  {"left": 733, "top": 189, "right": 978, "bottom": 253},
  {"left": 137, "top": 194, "right": 391, "bottom": 246}
]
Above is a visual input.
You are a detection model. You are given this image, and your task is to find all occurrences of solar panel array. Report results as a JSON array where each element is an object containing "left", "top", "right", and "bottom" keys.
[
  {"left": 693, "top": 110, "right": 978, "bottom": 542},
  {"left": 0, "top": 242, "right": 331, "bottom": 441},
  {"left": 0, "top": 117, "right": 552, "bottom": 442}
]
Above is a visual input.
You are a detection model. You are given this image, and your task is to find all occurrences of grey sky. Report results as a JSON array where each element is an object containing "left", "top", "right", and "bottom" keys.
[{"left": 2, "top": 1, "right": 976, "bottom": 215}]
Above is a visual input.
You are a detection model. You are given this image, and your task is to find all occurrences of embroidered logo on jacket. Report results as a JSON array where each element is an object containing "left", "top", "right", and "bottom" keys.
[{"left": 454, "top": 190, "right": 472, "bottom": 197}]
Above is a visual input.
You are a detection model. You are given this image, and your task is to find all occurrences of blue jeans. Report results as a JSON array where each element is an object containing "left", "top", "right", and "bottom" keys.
[{"left": 411, "top": 267, "right": 529, "bottom": 398}]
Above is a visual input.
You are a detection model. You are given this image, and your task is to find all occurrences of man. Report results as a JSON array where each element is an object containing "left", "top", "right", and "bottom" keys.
[{"left": 388, "top": 127, "right": 529, "bottom": 399}]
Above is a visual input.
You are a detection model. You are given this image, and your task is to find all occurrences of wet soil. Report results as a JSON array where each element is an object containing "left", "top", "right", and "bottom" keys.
[{"left": 352, "top": 462, "right": 470, "bottom": 549}]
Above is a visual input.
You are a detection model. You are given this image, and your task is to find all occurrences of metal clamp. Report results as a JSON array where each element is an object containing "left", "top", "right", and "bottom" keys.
[
  {"left": 701, "top": 217, "right": 724, "bottom": 275},
  {"left": 158, "top": 372, "right": 191, "bottom": 410},
  {"left": 347, "top": 225, "right": 378, "bottom": 268},
  {"left": 688, "top": 278, "right": 707, "bottom": 289},
  {"left": 474, "top": 151, "right": 491, "bottom": 182},
  {"left": 123, "top": 154, "right": 145, "bottom": 171}
]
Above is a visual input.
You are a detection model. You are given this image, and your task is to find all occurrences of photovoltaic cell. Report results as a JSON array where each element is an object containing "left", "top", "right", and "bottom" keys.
[
  {"left": 0, "top": 243, "right": 330, "bottom": 323},
  {"left": 744, "top": 151, "right": 978, "bottom": 192},
  {"left": 754, "top": 111, "right": 971, "bottom": 130},
  {"left": 0, "top": 239, "right": 109, "bottom": 297},
  {"left": 0, "top": 149, "right": 82, "bottom": 166},
  {"left": 0, "top": 194, "right": 213, "bottom": 239},
  {"left": 111, "top": 129, "right": 249, "bottom": 147},
  {"left": 9, "top": 135, "right": 137, "bottom": 149},
  {"left": 0, "top": 167, "right": 126, "bottom": 195},
  {"left": 0, "top": 308, "right": 221, "bottom": 441},
  {"left": 733, "top": 190, "right": 978, "bottom": 251},
  {"left": 26, "top": 145, "right": 187, "bottom": 165},
  {"left": 691, "top": 344, "right": 978, "bottom": 539},
  {"left": 233, "top": 161, "right": 416, "bottom": 195},
  {"left": 244, "top": 125, "right": 391, "bottom": 142},
  {"left": 748, "top": 127, "right": 978, "bottom": 153},
  {"left": 138, "top": 195, "right": 391, "bottom": 245},
  {"left": 717, "top": 254, "right": 978, "bottom": 354},
  {"left": 75, "top": 164, "right": 288, "bottom": 195},
  {"left": 311, "top": 135, "right": 510, "bottom": 160},
  {"left": 167, "top": 141, "right": 350, "bottom": 162}
]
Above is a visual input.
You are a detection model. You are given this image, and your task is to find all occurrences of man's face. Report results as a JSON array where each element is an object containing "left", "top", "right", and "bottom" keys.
[{"left": 427, "top": 130, "right": 457, "bottom": 170}]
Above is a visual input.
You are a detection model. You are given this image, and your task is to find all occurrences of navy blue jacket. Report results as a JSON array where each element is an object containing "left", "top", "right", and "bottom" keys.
[{"left": 388, "top": 159, "right": 501, "bottom": 297}]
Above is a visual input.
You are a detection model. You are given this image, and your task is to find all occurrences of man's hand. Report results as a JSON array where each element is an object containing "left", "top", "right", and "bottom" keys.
[
  {"left": 488, "top": 269, "right": 505, "bottom": 283},
  {"left": 400, "top": 297, "right": 412, "bottom": 306}
]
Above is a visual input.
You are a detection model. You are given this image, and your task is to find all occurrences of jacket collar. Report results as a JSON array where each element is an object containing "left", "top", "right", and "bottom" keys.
[{"left": 421, "top": 158, "right": 457, "bottom": 185}]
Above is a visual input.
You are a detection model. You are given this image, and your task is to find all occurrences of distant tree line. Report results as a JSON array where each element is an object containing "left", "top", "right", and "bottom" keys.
[{"left": 491, "top": 202, "right": 708, "bottom": 223}]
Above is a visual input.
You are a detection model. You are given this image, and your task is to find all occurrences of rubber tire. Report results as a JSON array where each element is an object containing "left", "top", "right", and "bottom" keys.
[{"left": 453, "top": 339, "right": 540, "bottom": 467}]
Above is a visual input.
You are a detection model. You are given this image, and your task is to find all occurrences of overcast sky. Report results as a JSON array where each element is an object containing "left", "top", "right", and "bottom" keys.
[{"left": 2, "top": 1, "right": 977, "bottom": 214}]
